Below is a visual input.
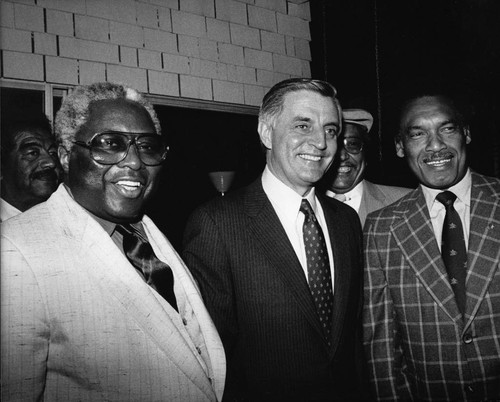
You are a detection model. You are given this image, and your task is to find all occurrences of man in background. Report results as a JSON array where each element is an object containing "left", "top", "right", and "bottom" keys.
[
  {"left": 183, "top": 78, "right": 366, "bottom": 401},
  {"left": 363, "top": 92, "right": 500, "bottom": 400},
  {"left": 1, "top": 82, "right": 225, "bottom": 401},
  {"left": 1, "top": 114, "right": 61, "bottom": 221},
  {"left": 323, "top": 108, "right": 411, "bottom": 226}
]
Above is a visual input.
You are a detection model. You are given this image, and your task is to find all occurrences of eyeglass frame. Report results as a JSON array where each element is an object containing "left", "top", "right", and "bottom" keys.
[
  {"left": 71, "top": 131, "right": 168, "bottom": 166},
  {"left": 340, "top": 137, "right": 364, "bottom": 155}
]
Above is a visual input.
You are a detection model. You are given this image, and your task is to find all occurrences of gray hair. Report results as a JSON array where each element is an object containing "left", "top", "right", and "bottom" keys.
[
  {"left": 259, "top": 78, "right": 341, "bottom": 127},
  {"left": 55, "top": 82, "right": 161, "bottom": 150}
]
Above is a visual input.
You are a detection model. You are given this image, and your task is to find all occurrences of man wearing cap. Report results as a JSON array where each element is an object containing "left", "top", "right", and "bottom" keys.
[{"left": 323, "top": 108, "right": 411, "bottom": 226}]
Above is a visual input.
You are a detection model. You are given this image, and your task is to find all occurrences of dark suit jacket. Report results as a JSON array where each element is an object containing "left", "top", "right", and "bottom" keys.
[
  {"left": 183, "top": 178, "right": 366, "bottom": 401},
  {"left": 363, "top": 171, "right": 500, "bottom": 401}
]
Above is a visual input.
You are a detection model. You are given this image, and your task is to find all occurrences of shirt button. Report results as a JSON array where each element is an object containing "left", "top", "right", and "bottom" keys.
[
  {"left": 182, "top": 318, "right": 187, "bottom": 326},
  {"left": 196, "top": 346, "right": 202, "bottom": 355},
  {"left": 463, "top": 333, "right": 473, "bottom": 344}
]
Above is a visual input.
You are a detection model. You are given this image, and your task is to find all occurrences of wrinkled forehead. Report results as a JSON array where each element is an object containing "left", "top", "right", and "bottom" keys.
[
  {"left": 11, "top": 128, "right": 54, "bottom": 149},
  {"left": 400, "top": 96, "right": 462, "bottom": 128}
]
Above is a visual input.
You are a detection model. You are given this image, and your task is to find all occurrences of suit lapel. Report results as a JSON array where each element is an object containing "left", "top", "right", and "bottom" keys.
[
  {"left": 360, "top": 181, "right": 385, "bottom": 226},
  {"left": 244, "top": 181, "right": 325, "bottom": 339},
  {"left": 464, "top": 174, "right": 500, "bottom": 324},
  {"left": 391, "top": 190, "right": 462, "bottom": 321},
  {"left": 54, "top": 189, "right": 215, "bottom": 400}
]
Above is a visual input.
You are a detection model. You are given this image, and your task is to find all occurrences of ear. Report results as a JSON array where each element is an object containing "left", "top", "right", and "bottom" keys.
[
  {"left": 464, "top": 125, "right": 472, "bottom": 145},
  {"left": 58, "top": 145, "right": 70, "bottom": 174},
  {"left": 258, "top": 120, "right": 273, "bottom": 150},
  {"left": 395, "top": 137, "right": 405, "bottom": 158}
]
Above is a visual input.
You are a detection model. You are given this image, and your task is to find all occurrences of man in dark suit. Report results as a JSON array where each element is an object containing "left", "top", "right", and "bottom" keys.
[
  {"left": 363, "top": 92, "right": 500, "bottom": 400},
  {"left": 183, "top": 78, "right": 366, "bottom": 401},
  {"left": 323, "top": 108, "right": 411, "bottom": 226}
]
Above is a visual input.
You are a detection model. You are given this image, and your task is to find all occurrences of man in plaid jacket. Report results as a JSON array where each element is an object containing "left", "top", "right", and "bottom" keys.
[{"left": 363, "top": 92, "right": 500, "bottom": 401}]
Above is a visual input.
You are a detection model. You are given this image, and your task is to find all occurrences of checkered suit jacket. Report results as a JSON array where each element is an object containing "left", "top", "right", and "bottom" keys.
[{"left": 363, "top": 171, "right": 500, "bottom": 401}]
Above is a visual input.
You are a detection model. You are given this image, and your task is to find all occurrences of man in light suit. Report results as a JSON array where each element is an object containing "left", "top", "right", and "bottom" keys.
[
  {"left": 324, "top": 108, "right": 411, "bottom": 226},
  {"left": 1, "top": 82, "right": 225, "bottom": 401},
  {"left": 183, "top": 79, "right": 366, "bottom": 401},
  {"left": 363, "top": 92, "right": 500, "bottom": 400}
]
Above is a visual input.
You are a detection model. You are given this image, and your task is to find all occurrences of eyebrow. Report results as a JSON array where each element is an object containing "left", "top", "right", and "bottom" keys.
[{"left": 18, "top": 140, "right": 44, "bottom": 150}]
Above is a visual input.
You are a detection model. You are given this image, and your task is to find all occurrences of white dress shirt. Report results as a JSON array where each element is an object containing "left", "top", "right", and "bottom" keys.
[
  {"left": 262, "top": 166, "right": 335, "bottom": 291},
  {"left": 326, "top": 180, "right": 364, "bottom": 212},
  {"left": 421, "top": 169, "right": 471, "bottom": 251}
]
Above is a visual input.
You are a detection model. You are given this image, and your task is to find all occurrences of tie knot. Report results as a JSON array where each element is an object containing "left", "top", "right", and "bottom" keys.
[
  {"left": 436, "top": 191, "right": 457, "bottom": 208},
  {"left": 333, "top": 193, "right": 347, "bottom": 202},
  {"left": 300, "top": 199, "right": 315, "bottom": 219}
]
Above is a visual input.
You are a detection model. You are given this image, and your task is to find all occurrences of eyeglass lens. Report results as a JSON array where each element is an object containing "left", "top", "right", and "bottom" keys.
[
  {"left": 343, "top": 138, "right": 363, "bottom": 154},
  {"left": 91, "top": 132, "right": 165, "bottom": 165}
]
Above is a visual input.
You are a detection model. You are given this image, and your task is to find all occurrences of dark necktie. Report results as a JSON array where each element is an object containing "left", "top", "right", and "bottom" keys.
[
  {"left": 116, "top": 223, "right": 178, "bottom": 312},
  {"left": 300, "top": 199, "right": 334, "bottom": 344},
  {"left": 436, "top": 191, "right": 467, "bottom": 315}
]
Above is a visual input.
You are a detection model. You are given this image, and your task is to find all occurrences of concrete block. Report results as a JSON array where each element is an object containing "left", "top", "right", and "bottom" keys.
[
  {"left": 86, "top": 0, "right": 136, "bottom": 24},
  {"left": 38, "top": 0, "right": 85, "bottom": 14},
  {"left": 178, "top": 34, "right": 199, "bottom": 58},
  {"left": 244, "top": 83, "right": 265, "bottom": 106},
  {"left": 294, "top": 37, "right": 311, "bottom": 60},
  {"left": 254, "top": 0, "right": 286, "bottom": 14},
  {"left": 288, "top": 2, "right": 310, "bottom": 21},
  {"left": 218, "top": 42, "right": 244, "bottom": 66},
  {"left": 213, "top": 79, "right": 244, "bottom": 104},
  {"left": 248, "top": 5, "right": 276, "bottom": 32},
  {"left": 45, "top": 56, "right": 79, "bottom": 84},
  {"left": 110, "top": 21, "right": 144, "bottom": 48},
  {"left": 34, "top": 32, "right": 57, "bottom": 55},
  {"left": 285, "top": 35, "right": 294, "bottom": 56},
  {"left": 215, "top": 0, "right": 247, "bottom": 25},
  {"left": 14, "top": 3, "right": 44, "bottom": 32},
  {"left": 207, "top": 18, "right": 230, "bottom": 43},
  {"left": 273, "top": 53, "right": 302, "bottom": 75},
  {"left": 162, "top": 53, "right": 190, "bottom": 74},
  {"left": 244, "top": 48, "right": 272, "bottom": 70},
  {"left": 300, "top": 59, "right": 311, "bottom": 77},
  {"left": 46, "top": 9, "right": 73, "bottom": 36},
  {"left": 237, "top": 0, "right": 255, "bottom": 4},
  {"left": 147, "top": 0, "right": 178, "bottom": 8},
  {"left": 138, "top": 49, "right": 162, "bottom": 70},
  {"left": 75, "top": 15, "right": 109, "bottom": 42},
  {"left": 148, "top": 70, "right": 179, "bottom": 96},
  {"left": 261, "top": 30, "right": 285, "bottom": 54},
  {"left": 179, "top": 75, "right": 212, "bottom": 100},
  {"left": 2, "top": 50, "right": 43, "bottom": 81},
  {"left": 230, "top": 23, "right": 260, "bottom": 49},
  {"left": 256, "top": 68, "right": 287, "bottom": 86},
  {"left": 107, "top": 64, "right": 148, "bottom": 92},
  {"left": 180, "top": 0, "right": 215, "bottom": 17},
  {"left": 189, "top": 58, "right": 227, "bottom": 80},
  {"left": 120, "top": 46, "right": 138, "bottom": 67},
  {"left": 136, "top": 3, "right": 159, "bottom": 28},
  {"left": 144, "top": 28, "right": 177, "bottom": 53},
  {"left": 79, "top": 60, "right": 106, "bottom": 85},
  {"left": 172, "top": 10, "right": 206, "bottom": 38},
  {"left": 199, "top": 38, "right": 218, "bottom": 61},
  {"left": 0, "top": 2, "right": 14, "bottom": 28},
  {"left": 0, "top": 27, "right": 31, "bottom": 52},
  {"left": 277, "top": 12, "right": 310, "bottom": 39},
  {"left": 157, "top": 7, "right": 172, "bottom": 31},
  {"left": 59, "top": 37, "right": 119, "bottom": 64},
  {"left": 227, "top": 64, "right": 256, "bottom": 84}
]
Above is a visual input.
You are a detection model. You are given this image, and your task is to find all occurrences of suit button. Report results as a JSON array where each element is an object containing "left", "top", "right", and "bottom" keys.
[
  {"left": 196, "top": 346, "right": 202, "bottom": 354},
  {"left": 182, "top": 317, "right": 188, "bottom": 325},
  {"left": 463, "top": 333, "right": 473, "bottom": 344}
]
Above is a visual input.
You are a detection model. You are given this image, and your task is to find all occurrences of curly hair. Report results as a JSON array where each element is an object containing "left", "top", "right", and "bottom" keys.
[{"left": 55, "top": 82, "right": 161, "bottom": 150}]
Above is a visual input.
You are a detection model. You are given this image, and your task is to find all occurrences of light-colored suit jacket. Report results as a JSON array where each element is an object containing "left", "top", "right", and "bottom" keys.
[
  {"left": 363, "top": 171, "right": 500, "bottom": 401},
  {"left": 358, "top": 180, "right": 412, "bottom": 226},
  {"left": 1, "top": 185, "right": 225, "bottom": 401}
]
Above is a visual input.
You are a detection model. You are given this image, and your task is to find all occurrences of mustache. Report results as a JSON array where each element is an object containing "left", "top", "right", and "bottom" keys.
[
  {"left": 423, "top": 152, "right": 454, "bottom": 163},
  {"left": 32, "top": 168, "right": 59, "bottom": 181}
]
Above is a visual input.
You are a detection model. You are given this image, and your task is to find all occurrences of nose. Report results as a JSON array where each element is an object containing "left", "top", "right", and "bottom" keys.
[
  {"left": 118, "top": 141, "right": 143, "bottom": 170},
  {"left": 310, "top": 128, "right": 327, "bottom": 150},
  {"left": 338, "top": 146, "right": 349, "bottom": 161},
  {"left": 425, "top": 131, "right": 447, "bottom": 152},
  {"left": 39, "top": 149, "right": 57, "bottom": 169}
]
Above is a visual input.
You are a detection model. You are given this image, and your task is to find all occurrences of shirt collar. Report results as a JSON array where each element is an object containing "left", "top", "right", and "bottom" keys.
[
  {"left": 325, "top": 180, "right": 364, "bottom": 202},
  {"left": 421, "top": 169, "right": 472, "bottom": 210},
  {"left": 262, "top": 166, "right": 318, "bottom": 220}
]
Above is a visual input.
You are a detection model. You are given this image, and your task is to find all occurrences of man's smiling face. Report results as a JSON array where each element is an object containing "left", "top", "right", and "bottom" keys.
[{"left": 396, "top": 95, "right": 471, "bottom": 189}]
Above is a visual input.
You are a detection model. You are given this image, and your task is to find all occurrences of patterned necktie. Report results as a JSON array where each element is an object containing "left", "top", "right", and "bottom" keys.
[
  {"left": 436, "top": 191, "right": 467, "bottom": 315},
  {"left": 300, "top": 199, "right": 334, "bottom": 344},
  {"left": 116, "top": 224, "right": 178, "bottom": 312}
]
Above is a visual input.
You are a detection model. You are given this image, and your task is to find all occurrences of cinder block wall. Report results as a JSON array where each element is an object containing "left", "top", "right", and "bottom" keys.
[{"left": 0, "top": 0, "right": 311, "bottom": 106}]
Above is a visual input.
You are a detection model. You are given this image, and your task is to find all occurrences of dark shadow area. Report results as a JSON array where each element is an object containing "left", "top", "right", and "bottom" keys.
[{"left": 310, "top": 0, "right": 500, "bottom": 186}]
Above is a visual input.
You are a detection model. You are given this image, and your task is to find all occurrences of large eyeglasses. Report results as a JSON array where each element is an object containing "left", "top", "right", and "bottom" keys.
[
  {"left": 342, "top": 137, "right": 364, "bottom": 154},
  {"left": 72, "top": 131, "right": 168, "bottom": 166}
]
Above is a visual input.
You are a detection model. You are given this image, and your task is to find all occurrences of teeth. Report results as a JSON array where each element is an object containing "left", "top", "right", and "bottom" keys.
[
  {"left": 117, "top": 180, "right": 141, "bottom": 187},
  {"left": 426, "top": 159, "right": 451, "bottom": 166},
  {"left": 300, "top": 154, "right": 321, "bottom": 161},
  {"left": 338, "top": 166, "right": 352, "bottom": 173}
]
